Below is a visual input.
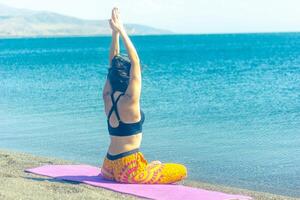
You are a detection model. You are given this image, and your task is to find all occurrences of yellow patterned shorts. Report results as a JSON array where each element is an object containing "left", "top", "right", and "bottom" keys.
[{"left": 100, "top": 148, "right": 188, "bottom": 184}]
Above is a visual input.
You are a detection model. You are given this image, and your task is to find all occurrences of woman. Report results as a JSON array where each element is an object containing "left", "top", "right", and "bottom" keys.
[{"left": 101, "top": 7, "right": 187, "bottom": 184}]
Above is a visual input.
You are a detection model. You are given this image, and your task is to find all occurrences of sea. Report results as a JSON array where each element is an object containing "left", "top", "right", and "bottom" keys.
[{"left": 0, "top": 33, "right": 299, "bottom": 197}]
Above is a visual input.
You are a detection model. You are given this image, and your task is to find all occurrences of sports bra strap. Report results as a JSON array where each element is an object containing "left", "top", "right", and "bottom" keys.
[{"left": 107, "top": 92, "right": 124, "bottom": 122}]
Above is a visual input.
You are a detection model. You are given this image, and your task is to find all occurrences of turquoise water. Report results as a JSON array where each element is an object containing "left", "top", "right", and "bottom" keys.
[{"left": 0, "top": 34, "right": 299, "bottom": 197}]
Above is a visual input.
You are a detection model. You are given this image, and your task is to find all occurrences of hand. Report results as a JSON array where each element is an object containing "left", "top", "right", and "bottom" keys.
[{"left": 109, "top": 7, "right": 124, "bottom": 33}]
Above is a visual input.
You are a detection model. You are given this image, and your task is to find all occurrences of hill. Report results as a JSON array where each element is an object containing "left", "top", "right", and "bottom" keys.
[{"left": 0, "top": 4, "right": 172, "bottom": 37}]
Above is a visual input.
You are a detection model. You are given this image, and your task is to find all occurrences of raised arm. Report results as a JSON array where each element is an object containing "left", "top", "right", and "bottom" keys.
[
  {"left": 119, "top": 29, "right": 140, "bottom": 78},
  {"left": 109, "top": 32, "right": 120, "bottom": 66},
  {"left": 109, "top": 8, "right": 141, "bottom": 101},
  {"left": 119, "top": 29, "right": 141, "bottom": 100},
  {"left": 103, "top": 8, "right": 120, "bottom": 98},
  {"left": 109, "top": 8, "right": 120, "bottom": 66}
]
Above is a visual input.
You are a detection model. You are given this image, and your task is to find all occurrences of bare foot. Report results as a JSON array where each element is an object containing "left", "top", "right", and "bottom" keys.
[{"left": 149, "top": 160, "right": 162, "bottom": 165}]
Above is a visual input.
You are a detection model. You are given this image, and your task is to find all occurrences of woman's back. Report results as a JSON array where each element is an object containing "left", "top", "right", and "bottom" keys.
[
  {"left": 105, "top": 91, "right": 143, "bottom": 127},
  {"left": 103, "top": 91, "right": 144, "bottom": 155}
]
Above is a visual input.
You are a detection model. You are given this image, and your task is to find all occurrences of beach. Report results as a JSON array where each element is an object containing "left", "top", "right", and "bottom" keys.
[{"left": 0, "top": 149, "right": 298, "bottom": 200}]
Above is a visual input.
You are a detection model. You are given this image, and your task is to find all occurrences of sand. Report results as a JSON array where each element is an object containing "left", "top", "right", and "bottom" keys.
[{"left": 0, "top": 149, "right": 299, "bottom": 200}]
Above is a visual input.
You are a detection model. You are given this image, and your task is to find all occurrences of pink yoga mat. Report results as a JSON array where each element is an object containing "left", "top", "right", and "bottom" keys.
[{"left": 25, "top": 165, "right": 252, "bottom": 200}]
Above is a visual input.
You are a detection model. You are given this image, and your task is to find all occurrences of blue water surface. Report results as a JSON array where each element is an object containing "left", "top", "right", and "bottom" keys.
[{"left": 0, "top": 33, "right": 299, "bottom": 197}]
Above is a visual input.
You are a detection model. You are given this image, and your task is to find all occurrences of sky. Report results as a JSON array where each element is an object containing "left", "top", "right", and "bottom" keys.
[{"left": 0, "top": 0, "right": 299, "bottom": 34}]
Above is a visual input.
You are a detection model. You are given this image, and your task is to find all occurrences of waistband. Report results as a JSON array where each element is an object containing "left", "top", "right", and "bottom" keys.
[{"left": 106, "top": 148, "right": 140, "bottom": 160}]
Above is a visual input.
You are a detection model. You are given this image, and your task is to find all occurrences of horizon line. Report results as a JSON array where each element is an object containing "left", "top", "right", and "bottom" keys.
[{"left": 0, "top": 31, "right": 299, "bottom": 40}]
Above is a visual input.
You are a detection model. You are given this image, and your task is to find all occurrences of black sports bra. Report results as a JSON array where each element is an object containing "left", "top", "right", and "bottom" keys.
[{"left": 107, "top": 92, "right": 145, "bottom": 136}]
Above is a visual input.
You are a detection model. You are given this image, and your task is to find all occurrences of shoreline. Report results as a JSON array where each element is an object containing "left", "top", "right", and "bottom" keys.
[{"left": 0, "top": 149, "right": 298, "bottom": 200}]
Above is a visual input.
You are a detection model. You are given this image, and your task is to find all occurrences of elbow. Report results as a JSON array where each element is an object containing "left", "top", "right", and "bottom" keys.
[
  {"left": 129, "top": 76, "right": 141, "bottom": 83},
  {"left": 113, "top": 49, "right": 119, "bottom": 57},
  {"left": 131, "top": 56, "right": 140, "bottom": 65},
  {"left": 135, "top": 57, "right": 140, "bottom": 64},
  {"left": 109, "top": 52, "right": 119, "bottom": 62}
]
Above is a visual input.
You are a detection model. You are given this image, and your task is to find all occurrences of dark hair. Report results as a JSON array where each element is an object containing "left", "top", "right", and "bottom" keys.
[{"left": 108, "top": 54, "right": 131, "bottom": 93}]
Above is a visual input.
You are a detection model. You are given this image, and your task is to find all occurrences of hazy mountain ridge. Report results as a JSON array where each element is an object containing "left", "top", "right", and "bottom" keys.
[{"left": 0, "top": 4, "right": 172, "bottom": 37}]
